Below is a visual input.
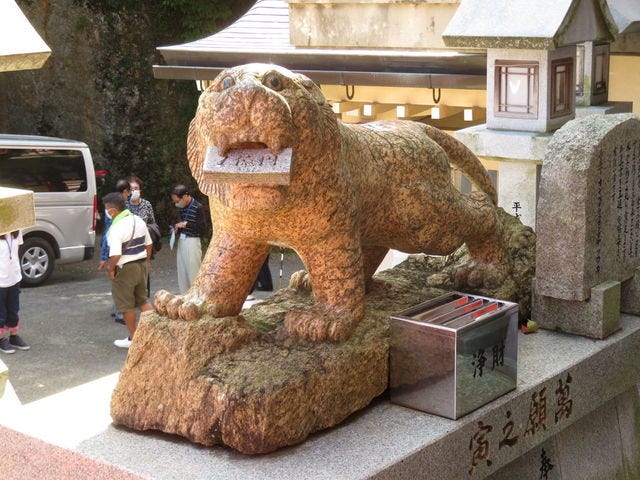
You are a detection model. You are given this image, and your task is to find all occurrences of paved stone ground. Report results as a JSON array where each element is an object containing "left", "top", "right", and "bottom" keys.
[{"left": 1, "top": 236, "right": 303, "bottom": 404}]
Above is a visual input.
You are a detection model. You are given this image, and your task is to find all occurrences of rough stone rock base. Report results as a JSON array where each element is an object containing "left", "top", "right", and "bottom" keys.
[
  {"left": 422, "top": 208, "right": 536, "bottom": 320},
  {"left": 111, "top": 263, "right": 449, "bottom": 454}
]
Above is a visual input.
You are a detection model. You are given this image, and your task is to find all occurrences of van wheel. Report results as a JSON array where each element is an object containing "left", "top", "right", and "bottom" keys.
[{"left": 19, "top": 237, "right": 55, "bottom": 287}]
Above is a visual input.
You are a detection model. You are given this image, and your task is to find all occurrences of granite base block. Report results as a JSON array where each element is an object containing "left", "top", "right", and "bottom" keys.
[
  {"left": 68, "top": 315, "right": 639, "bottom": 479},
  {"left": 621, "top": 267, "right": 640, "bottom": 316},
  {"left": 486, "top": 438, "right": 561, "bottom": 480},
  {"left": 367, "top": 315, "right": 640, "bottom": 480},
  {"left": 616, "top": 386, "right": 640, "bottom": 479},
  {"left": 533, "top": 279, "right": 621, "bottom": 339},
  {"left": 489, "top": 387, "right": 640, "bottom": 480}
]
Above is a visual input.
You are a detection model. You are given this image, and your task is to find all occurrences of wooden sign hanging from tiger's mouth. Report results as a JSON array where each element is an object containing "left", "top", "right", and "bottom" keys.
[{"left": 203, "top": 145, "right": 292, "bottom": 185}]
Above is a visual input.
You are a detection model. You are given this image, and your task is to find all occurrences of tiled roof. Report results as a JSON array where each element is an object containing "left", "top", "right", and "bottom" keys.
[
  {"left": 442, "top": 0, "right": 636, "bottom": 49},
  {"left": 603, "top": 0, "right": 640, "bottom": 34},
  {"left": 160, "top": 0, "right": 291, "bottom": 56},
  {"left": 155, "top": 0, "right": 486, "bottom": 88}
]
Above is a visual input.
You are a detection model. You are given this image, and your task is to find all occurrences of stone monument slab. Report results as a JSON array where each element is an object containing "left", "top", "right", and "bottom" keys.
[{"left": 534, "top": 114, "right": 640, "bottom": 338}]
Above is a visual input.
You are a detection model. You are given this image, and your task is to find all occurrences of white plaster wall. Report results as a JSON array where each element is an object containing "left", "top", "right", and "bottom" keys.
[
  {"left": 289, "top": 2, "right": 459, "bottom": 49},
  {"left": 375, "top": 249, "right": 409, "bottom": 274},
  {"left": 496, "top": 159, "right": 539, "bottom": 228}
]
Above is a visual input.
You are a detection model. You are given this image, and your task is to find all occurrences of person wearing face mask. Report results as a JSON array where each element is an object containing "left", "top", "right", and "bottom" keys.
[
  {"left": 127, "top": 176, "right": 156, "bottom": 227},
  {"left": 170, "top": 184, "right": 206, "bottom": 293},
  {"left": 127, "top": 175, "right": 160, "bottom": 296},
  {"left": 103, "top": 192, "right": 154, "bottom": 348},
  {"left": 98, "top": 179, "right": 131, "bottom": 323}
]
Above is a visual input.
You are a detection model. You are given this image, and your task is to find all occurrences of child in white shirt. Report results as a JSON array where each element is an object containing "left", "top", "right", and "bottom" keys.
[{"left": 0, "top": 231, "right": 30, "bottom": 353}]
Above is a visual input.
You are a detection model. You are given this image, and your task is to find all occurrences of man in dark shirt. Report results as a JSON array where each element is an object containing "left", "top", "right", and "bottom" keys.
[{"left": 170, "top": 185, "right": 206, "bottom": 293}]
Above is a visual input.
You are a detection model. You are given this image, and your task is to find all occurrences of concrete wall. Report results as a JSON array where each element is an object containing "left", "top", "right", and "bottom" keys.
[{"left": 289, "top": 0, "right": 461, "bottom": 49}]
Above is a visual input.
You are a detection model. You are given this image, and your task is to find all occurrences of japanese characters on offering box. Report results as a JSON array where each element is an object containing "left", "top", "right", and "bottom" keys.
[{"left": 389, "top": 292, "right": 518, "bottom": 420}]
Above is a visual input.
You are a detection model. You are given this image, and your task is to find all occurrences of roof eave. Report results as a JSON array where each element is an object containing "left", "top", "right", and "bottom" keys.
[
  {"left": 443, "top": 35, "right": 556, "bottom": 50},
  {"left": 153, "top": 65, "right": 486, "bottom": 90}
]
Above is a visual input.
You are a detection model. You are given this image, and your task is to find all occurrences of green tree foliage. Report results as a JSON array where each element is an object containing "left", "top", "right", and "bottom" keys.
[
  {"left": 2, "top": 0, "right": 253, "bottom": 233},
  {"left": 158, "top": 0, "right": 233, "bottom": 40},
  {"left": 78, "top": 0, "right": 250, "bottom": 228}
]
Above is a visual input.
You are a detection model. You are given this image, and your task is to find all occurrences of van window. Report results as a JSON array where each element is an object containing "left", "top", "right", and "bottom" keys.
[{"left": 0, "top": 149, "right": 87, "bottom": 192}]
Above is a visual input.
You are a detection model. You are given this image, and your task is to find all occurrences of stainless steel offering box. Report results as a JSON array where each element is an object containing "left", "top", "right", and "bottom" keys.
[{"left": 389, "top": 292, "right": 518, "bottom": 419}]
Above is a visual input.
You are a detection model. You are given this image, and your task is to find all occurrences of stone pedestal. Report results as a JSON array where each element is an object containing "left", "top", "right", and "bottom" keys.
[
  {"left": 111, "top": 309, "right": 389, "bottom": 454},
  {"left": 75, "top": 313, "right": 640, "bottom": 479},
  {"left": 533, "top": 279, "right": 621, "bottom": 339},
  {"left": 488, "top": 387, "right": 640, "bottom": 479},
  {"left": 111, "top": 260, "right": 444, "bottom": 454}
]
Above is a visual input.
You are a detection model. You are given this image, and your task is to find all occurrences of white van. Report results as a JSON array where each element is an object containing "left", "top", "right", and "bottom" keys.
[{"left": 0, "top": 134, "right": 97, "bottom": 286}]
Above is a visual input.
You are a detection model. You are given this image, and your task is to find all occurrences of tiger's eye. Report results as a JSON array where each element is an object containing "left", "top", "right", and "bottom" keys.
[
  {"left": 220, "top": 76, "right": 235, "bottom": 90},
  {"left": 265, "top": 73, "right": 283, "bottom": 91}
]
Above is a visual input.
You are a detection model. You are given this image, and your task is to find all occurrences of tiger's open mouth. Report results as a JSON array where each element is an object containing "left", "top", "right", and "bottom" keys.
[
  {"left": 203, "top": 144, "right": 293, "bottom": 185},
  {"left": 227, "top": 141, "right": 268, "bottom": 151}
]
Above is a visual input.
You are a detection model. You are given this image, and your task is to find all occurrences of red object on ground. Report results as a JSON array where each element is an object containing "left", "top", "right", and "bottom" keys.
[{"left": 0, "top": 425, "right": 143, "bottom": 480}]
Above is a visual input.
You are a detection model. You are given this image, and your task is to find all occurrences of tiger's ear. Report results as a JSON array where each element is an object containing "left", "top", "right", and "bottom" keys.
[{"left": 296, "top": 74, "right": 326, "bottom": 105}]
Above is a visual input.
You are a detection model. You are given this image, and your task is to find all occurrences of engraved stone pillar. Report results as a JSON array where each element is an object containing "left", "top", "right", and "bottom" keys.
[{"left": 533, "top": 114, "right": 640, "bottom": 339}]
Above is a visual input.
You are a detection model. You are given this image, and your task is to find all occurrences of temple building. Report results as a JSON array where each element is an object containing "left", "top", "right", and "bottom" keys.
[{"left": 153, "top": 0, "right": 640, "bottom": 266}]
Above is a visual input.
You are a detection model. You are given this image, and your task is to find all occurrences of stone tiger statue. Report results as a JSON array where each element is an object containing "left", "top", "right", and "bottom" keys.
[{"left": 155, "top": 63, "right": 507, "bottom": 342}]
